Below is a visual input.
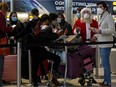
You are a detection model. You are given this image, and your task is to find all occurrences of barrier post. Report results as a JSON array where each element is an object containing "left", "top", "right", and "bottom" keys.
[
  {"left": 17, "top": 41, "right": 22, "bottom": 87},
  {"left": 28, "top": 50, "right": 32, "bottom": 86},
  {"left": 64, "top": 38, "right": 67, "bottom": 86},
  {"left": 95, "top": 45, "right": 100, "bottom": 78}
]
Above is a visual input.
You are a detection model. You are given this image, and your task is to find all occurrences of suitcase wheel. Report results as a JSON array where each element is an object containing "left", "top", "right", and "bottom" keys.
[
  {"left": 78, "top": 78, "right": 85, "bottom": 86},
  {"left": 87, "top": 77, "right": 93, "bottom": 86}
]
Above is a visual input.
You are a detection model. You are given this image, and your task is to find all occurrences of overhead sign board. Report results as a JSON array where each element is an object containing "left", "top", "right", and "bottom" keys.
[{"left": 0, "top": 0, "right": 113, "bottom": 14}]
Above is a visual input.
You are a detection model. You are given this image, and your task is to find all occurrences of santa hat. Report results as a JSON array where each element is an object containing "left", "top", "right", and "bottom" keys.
[{"left": 80, "top": 7, "right": 91, "bottom": 15}]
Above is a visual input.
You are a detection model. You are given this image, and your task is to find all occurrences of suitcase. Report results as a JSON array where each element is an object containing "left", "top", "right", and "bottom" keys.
[
  {"left": 58, "top": 45, "right": 95, "bottom": 79},
  {"left": 2, "top": 55, "right": 17, "bottom": 82}
]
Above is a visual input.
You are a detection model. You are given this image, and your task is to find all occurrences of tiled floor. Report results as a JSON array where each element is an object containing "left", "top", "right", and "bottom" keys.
[{"left": 2, "top": 68, "right": 116, "bottom": 87}]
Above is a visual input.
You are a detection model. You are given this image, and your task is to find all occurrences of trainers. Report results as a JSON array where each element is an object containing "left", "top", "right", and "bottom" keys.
[{"left": 99, "top": 82, "right": 111, "bottom": 87}]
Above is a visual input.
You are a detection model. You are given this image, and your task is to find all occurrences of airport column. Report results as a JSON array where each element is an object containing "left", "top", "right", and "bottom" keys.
[
  {"left": 64, "top": 0, "right": 73, "bottom": 25},
  {"left": 10, "top": 0, "right": 14, "bottom": 12},
  {"left": 2, "top": 0, "right": 4, "bottom": 2}
]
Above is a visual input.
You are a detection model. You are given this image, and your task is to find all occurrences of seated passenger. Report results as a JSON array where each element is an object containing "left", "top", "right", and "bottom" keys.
[{"left": 23, "top": 14, "right": 62, "bottom": 86}]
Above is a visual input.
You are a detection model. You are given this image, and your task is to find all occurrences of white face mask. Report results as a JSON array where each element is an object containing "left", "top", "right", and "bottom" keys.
[
  {"left": 83, "top": 13, "right": 90, "bottom": 19},
  {"left": 97, "top": 8, "right": 103, "bottom": 15}
]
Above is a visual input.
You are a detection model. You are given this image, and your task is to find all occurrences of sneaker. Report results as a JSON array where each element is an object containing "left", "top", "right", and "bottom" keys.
[{"left": 99, "top": 82, "right": 111, "bottom": 87}]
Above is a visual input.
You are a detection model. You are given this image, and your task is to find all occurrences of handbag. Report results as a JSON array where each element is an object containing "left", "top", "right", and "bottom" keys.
[{"left": 0, "top": 37, "right": 10, "bottom": 56}]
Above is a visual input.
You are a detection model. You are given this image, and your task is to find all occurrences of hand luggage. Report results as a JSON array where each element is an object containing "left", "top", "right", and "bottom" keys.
[
  {"left": 58, "top": 45, "right": 95, "bottom": 79},
  {"left": 2, "top": 55, "right": 17, "bottom": 82}
]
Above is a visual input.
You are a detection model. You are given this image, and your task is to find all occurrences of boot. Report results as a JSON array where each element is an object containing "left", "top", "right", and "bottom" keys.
[{"left": 52, "top": 77, "right": 63, "bottom": 86}]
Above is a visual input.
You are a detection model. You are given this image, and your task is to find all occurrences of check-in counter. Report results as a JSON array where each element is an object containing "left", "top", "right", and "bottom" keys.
[{"left": 110, "top": 48, "right": 116, "bottom": 73}]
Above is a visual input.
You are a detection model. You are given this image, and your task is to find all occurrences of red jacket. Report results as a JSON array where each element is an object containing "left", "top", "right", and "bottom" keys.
[
  {"left": 72, "top": 19, "right": 98, "bottom": 42},
  {"left": 0, "top": 11, "right": 12, "bottom": 34},
  {"left": 0, "top": 11, "right": 12, "bottom": 56}
]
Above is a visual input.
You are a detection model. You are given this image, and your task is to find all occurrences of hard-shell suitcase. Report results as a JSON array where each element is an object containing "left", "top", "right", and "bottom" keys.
[{"left": 2, "top": 55, "right": 17, "bottom": 82}]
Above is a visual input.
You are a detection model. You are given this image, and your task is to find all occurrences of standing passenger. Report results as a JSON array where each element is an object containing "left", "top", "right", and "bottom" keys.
[
  {"left": 57, "top": 12, "right": 72, "bottom": 35},
  {"left": 0, "top": 2, "right": 13, "bottom": 86},
  {"left": 72, "top": 7, "right": 98, "bottom": 83},
  {"left": 72, "top": 7, "right": 98, "bottom": 42},
  {"left": 89, "top": 1, "right": 115, "bottom": 86}
]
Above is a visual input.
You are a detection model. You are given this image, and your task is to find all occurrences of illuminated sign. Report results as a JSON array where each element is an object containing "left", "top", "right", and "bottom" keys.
[{"left": 0, "top": 0, "right": 112, "bottom": 14}]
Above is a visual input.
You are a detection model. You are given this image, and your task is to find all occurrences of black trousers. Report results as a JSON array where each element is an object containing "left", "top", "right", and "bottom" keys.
[
  {"left": 0, "top": 55, "right": 4, "bottom": 85},
  {"left": 31, "top": 50, "right": 61, "bottom": 82}
]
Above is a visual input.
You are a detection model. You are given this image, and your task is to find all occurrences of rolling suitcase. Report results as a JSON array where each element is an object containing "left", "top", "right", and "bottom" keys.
[
  {"left": 58, "top": 45, "right": 95, "bottom": 79},
  {"left": 2, "top": 55, "right": 17, "bottom": 82}
]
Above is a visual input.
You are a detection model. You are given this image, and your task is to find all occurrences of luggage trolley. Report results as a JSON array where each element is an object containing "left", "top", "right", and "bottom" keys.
[{"left": 46, "top": 35, "right": 68, "bottom": 87}]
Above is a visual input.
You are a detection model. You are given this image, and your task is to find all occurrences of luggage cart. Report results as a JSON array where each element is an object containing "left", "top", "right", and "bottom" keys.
[{"left": 46, "top": 35, "right": 68, "bottom": 87}]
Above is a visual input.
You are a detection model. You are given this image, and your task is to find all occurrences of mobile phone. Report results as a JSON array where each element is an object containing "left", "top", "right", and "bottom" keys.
[{"left": 12, "top": 25, "right": 16, "bottom": 28}]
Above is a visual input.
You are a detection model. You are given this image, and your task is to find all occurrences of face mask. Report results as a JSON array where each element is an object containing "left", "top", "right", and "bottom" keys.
[
  {"left": 83, "top": 13, "right": 90, "bottom": 19},
  {"left": 57, "top": 18, "right": 61, "bottom": 23},
  {"left": 76, "top": 13, "right": 81, "bottom": 18},
  {"left": 11, "top": 17, "right": 18, "bottom": 22},
  {"left": 97, "top": 8, "right": 103, "bottom": 15}
]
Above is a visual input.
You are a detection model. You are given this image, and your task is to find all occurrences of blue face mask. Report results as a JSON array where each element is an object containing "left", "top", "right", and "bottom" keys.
[
  {"left": 11, "top": 17, "right": 18, "bottom": 22},
  {"left": 76, "top": 13, "right": 81, "bottom": 18},
  {"left": 57, "top": 18, "right": 61, "bottom": 23}
]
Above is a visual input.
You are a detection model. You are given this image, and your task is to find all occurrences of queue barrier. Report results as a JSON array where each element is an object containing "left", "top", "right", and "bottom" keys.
[{"left": 0, "top": 41, "right": 115, "bottom": 87}]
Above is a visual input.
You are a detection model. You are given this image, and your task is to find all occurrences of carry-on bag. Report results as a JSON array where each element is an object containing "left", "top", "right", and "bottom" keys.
[
  {"left": 2, "top": 55, "right": 17, "bottom": 82},
  {"left": 58, "top": 45, "right": 95, "bottom": 79}
]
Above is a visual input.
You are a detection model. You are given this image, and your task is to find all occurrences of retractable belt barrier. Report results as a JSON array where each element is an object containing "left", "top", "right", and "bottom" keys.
[
  {"left": 0, "top": 41, "right": 114, "bottom": 48},
  {"left": 25, "top": 41, "right": 115, "bottom": 49},
  {"left": 0, "top": 41, "right": 115, "bottom": 87}
]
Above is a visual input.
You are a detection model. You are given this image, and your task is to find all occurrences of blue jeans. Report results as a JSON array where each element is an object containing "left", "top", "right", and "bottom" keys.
[{"left": 100, "top": 48, "right": 111, "bottom": 84}]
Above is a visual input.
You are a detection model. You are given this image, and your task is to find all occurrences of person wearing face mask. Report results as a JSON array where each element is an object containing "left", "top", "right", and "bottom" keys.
[
  {"left": 0, "top": 2, "right": 14, "bottom": 86},
  {"left": 8, "top": 12, "right": 25, "bottom": 39},
  {"left": 7, "top": 12, "right": 25, "bottom": 54},
  {"left": 23, "top": 14, "right": 63, "bottom": 86},
  {"left": 16, "top": 8, "right": 40, "bottom": 40},
  {"left": 72, "top": 7, "right": 98, "bottom": 42},
  {"left": 72, "top": 7, "right": 98, "bottom": 84},
  {"left": 73, "top": 7, "right": 82, "bottom": 25},
  {"left": 57, "top": 12, "right": 72, "bottom": 35},
  {"left": 89, "top": 1, "right": 115, "bottom": 87},
  {"left": 49, "top": 13, "right": 64, "bottom": 36}
]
